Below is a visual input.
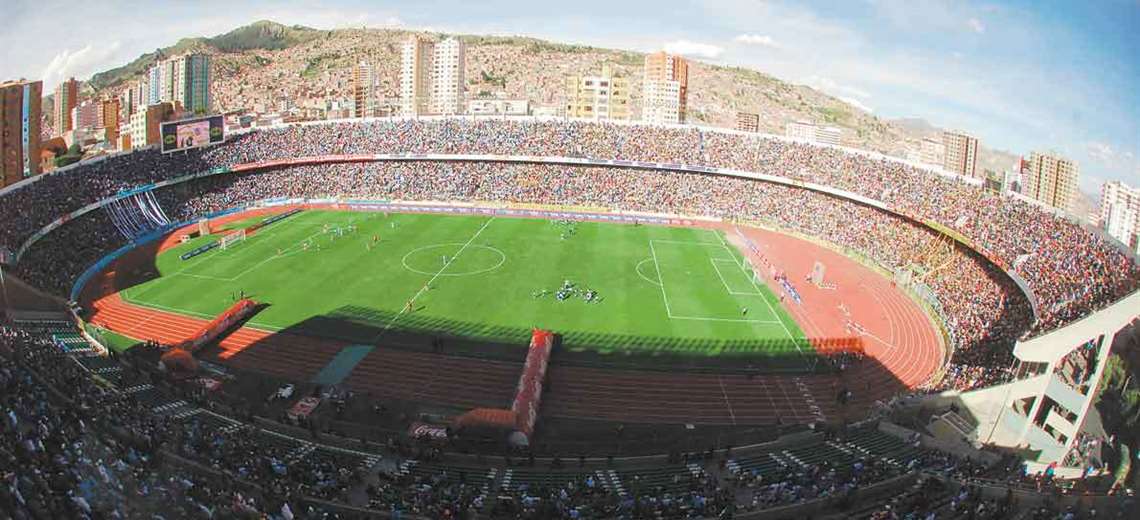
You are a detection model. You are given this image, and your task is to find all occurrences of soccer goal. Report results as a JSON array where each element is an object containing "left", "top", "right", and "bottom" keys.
[{"left": 220, "top": 229, "right": 247, "bottom": 250}]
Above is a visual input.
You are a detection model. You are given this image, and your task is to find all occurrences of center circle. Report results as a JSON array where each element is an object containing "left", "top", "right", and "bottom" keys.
[{"left": 401, "top": 243, "right": 506, "bottom": 277}]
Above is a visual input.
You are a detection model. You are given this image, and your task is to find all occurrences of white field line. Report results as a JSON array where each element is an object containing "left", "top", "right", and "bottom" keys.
[
  {"left": 190, "top": 219, "right": 315, "bottom": 261},
  {"left": 177, "top": 224, "right": 343, "bottom": 283},
  {"left": 735, "top": 245, "right": 801, "bottom": 352},
  {"left": 710, "top": 258, "right": 762, "bottom": 296},
  {"left": 651, "top": 238, "right": 780, "bottom": 324},
  {"left": 667, "top": 315, "right": 781, "bottom": 324},
  {"left": 648, "top": 239, "right": 675, "bottom": 318},
  {"left": 121, "top": 221, "right": 331, "bottom": 329},
  {"left": 119, "top": 297, "right": 212, "bottom": 319},
  {"left": 122, "top": 214, "right": 355, "bottom": 331},
  {"left": 175, "top": 272, "right": 237, "bottom": 283},
  {"left": 709, "top": 257, "right": 737, "bottom": 294},
  {"left": 715, "top": 229, "right": 731, "bottom": 248},
  {"left": 715, "top": 229, "right": 801, "bottom": 351},
  {"left": 635, "top": 258, "right": 662, "bottom": 287},
  {"left": 375, "top": 217, "right": 496, "bottom": 337},
  {"left": 184, "top": 216, "right": 328, "bottom": 263}
]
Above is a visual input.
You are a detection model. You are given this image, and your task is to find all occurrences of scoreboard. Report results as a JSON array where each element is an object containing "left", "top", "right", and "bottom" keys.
[{"left": 161, "top": 115, "right": 224, "bottom": 153}]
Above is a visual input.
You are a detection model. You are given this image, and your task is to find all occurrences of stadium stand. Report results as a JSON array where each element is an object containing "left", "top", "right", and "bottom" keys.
[
  {"left": 19, "top": 158, "right": 1034, "bottom": 392},
  {"left": 5, "top": 320, "right": 1131, "bottom": 517},
  {"left": 2, "top": 119, "right": 1138, "bottom": 517},
  {"left": 2, "top": 121, "right": 1134, "bottom": 397}
]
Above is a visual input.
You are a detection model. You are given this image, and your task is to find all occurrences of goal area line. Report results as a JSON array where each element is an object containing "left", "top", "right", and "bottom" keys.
[{"left": 649, "top": 238, "right": 781, "bottom": 324}]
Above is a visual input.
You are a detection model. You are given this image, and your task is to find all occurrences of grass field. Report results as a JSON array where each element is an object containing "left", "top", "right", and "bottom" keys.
[{"left": 119, "top": 210, "right": 810, "bottom": 359}]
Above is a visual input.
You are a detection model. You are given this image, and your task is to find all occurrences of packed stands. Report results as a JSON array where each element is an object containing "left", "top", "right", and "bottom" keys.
[
  {"left": 19, "top": 160, "right": 1033, "bottom": 391},
  {"left": 1, "top": 120, "right": 1133, "bottom": 343},
  {"left": 0, "top": 118, "right": 1135, "bottom": 402},
  {"left": 7, "top": 318, "right": 1129, "bottom": 518}
]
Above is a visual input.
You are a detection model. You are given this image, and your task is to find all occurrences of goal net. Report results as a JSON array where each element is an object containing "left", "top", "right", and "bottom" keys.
[
  {"left": 742, "top": 258, "right": 762, "bottom": 283},
  {"left": 220, "top": 229, "right": 247, "bottom": 250}
]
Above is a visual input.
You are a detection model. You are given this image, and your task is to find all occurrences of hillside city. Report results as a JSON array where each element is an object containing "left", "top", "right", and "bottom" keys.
[{"left": 0, "top": 20, "right": 1137, "bottom": 253}]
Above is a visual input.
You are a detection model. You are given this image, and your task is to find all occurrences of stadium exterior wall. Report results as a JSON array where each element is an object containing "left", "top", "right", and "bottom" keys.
[
  {"left": 995, "top": 290, "right": 1139, "bottom": 467},
  {"left": 906, "top": 289, "right": 1138, "bottom": 469}
]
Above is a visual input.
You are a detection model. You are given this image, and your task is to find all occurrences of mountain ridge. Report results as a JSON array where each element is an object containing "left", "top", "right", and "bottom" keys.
[{"left": 88, "top": 20, "right": 322, "bottom": 90}]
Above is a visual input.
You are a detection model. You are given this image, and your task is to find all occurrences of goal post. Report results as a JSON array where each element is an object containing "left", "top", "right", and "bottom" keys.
[{"left": 220, "top": 229, "right": 247, "bottom": 250}]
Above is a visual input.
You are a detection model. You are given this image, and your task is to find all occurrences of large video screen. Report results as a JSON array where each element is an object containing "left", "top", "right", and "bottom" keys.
[{"left": 161, "top": 115, "right": 224, "bottom": 153}]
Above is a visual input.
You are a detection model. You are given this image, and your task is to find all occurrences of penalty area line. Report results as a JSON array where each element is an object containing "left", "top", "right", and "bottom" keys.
[
  {"left": 667, "top": 315, "right": 782, "bottom": 324},
  {"left": 733, "top": 237, "right": 802, "bottom": 354},
  {"left": 710, "top": 258, "right": 762, "bottom": 296},
  {"left": 635, "top": 258, "right": 662, "bottom": 286}
]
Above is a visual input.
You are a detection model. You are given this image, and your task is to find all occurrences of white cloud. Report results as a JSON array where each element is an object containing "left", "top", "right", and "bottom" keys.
[
  {"left": 1087, "top": 141, "right": 1115, "bottom": 162},
  {"left": 804, "top": 75, "right": 871, "bottom": 100},
  {"left": 250, "top": 8, "right": 404, "bottom": 30},
  {"left": 40, "top": 41, "right": 123, "bottom": 91},
  {"left": 1088, "top": 142, "right": 1134, "bottom": 169},
  {"left": 734, "top": 34, "right": 780, "bottom": 48},
  {"left": 380, "top": 16, "right": 405, "bottom": 28},
  {"left": 839, "top": 96, "right": 874, "bottom": 113},
  {"left": 1086, "top": 141, "right": 1140, "bottom": 180},
  {"left": 867, "top": 0, "right": 992, "bottom": 36},
  {"left": 663, "top": 39, "right": 725, "bottom": 59}
]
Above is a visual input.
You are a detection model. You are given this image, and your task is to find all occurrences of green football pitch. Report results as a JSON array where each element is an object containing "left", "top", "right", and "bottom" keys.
[{"left": 119, "top": 210, "right": 811, "bottom": 359}]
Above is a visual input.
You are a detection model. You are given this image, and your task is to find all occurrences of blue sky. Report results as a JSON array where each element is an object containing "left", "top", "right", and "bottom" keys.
[{"left": 2, "top": 0, "right": 1138, "bottom": 194}]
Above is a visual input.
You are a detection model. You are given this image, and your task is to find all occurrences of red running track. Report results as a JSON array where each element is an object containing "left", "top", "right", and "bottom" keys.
[
  {"left": 86, "top": 218, "right": 944, "bottom": 426},
  {"left": 727, "top": 225, "right": 943, "bottom": 390}
]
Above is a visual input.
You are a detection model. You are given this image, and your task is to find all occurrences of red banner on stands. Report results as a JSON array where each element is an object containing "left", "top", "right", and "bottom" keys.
[
  {"left": 287, "top": 396, "right": 322, "bottom": 420},
  {"left": 408, "top": 421, "right": 449, "bottom": 440},
  {"left": 180, "top": 299, "right": 258, "bottom": 354},
  {"left": 511, "top": 329, "right": 553, "bottom": 440}
]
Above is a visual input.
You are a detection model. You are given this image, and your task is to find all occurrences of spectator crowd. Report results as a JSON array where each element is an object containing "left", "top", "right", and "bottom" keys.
[
  {"left": 4, "top": 320, "right": 1134, "bottom": 518},
  {"left": 3, "top": 119, "right": 1138, "bottom": 394}
]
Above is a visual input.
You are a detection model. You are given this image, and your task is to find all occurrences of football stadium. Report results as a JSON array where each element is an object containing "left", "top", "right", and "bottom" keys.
[
  {"left": 2, "top": 9, "right": 1139, "bottom": 515},
  {"left": 2, "top": 117, "right": 1137, "bottom": 518}
]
